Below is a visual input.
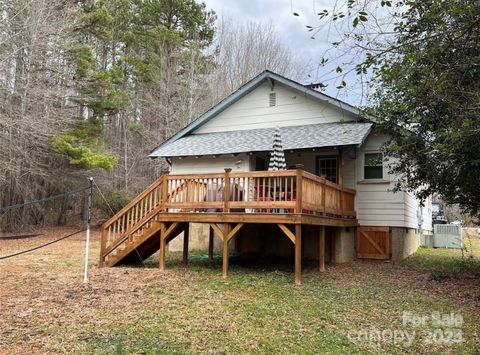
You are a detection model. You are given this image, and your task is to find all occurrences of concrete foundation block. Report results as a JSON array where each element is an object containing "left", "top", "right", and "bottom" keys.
[
  {"left": 333, "top": 227, "right": 355, "bottom": 263},
  {"left": 391, "top": 227, "right": 420, "bottom": 261}
]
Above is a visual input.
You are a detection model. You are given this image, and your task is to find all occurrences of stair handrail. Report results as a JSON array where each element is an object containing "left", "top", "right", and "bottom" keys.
[
  {"left": 100, "top": 174, "right": 167, "bottom": 265},
  {"left": 102, "top": 203, "right": 164, "bottom": 258},
  {"left": 102, "top": 174, "right": 167, "bottom": 230},
  {"left": 101, "top": 173, "right": 199, "bottom": 258}
]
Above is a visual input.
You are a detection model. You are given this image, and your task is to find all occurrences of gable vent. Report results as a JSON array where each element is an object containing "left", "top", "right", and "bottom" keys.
[{"left": 269, "top": 92, "right": 277, "bottom": 107}]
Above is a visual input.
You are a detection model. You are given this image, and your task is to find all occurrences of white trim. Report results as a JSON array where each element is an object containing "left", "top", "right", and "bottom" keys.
[{"left": 362, "top": 151, "right": 385, "bottom": 181}]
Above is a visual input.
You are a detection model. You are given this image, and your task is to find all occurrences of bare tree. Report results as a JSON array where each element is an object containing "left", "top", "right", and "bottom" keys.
[
  {"left": 0, "top": 0, "right": 80, "bottom": 230},
  {"left": 208, "top": 18, "right": 309, "bottom": 102},
  {"left": 0, "top": 2, "right": 312, "bottom": 231}
]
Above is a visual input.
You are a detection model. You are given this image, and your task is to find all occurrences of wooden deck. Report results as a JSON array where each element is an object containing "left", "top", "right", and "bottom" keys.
[{"left": 100, "top": 168, "right": 357, "bottom": 284}]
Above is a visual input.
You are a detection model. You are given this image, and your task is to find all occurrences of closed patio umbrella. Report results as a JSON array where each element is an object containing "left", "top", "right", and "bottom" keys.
[{"left": 268, "top": 126, "right": 287, "bottom": 171}]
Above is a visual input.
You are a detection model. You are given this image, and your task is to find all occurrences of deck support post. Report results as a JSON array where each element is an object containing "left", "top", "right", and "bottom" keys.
[
  {"left": 208, "top": 225, "right": 214, "bottom": 260},
  {"left": 224, "top": 168, "right": 232, "bottom": 212},
  {"left": 339, "top": 149, "right": 344, "bottom": 216},
  {"left": 183, "top": 223, "right": 189, "bottom": 265},
  {"left": 295, "top": 224, "right": 302, "bottom": 285},
  {"left": 222, "top": 223, "right": 231, "bottom": 279},
  {"left": 159, "top": 223, "right": 166, "bottom": 271},
  {"left": 319, "top": 226, "right": 325, "bottom": 272}
]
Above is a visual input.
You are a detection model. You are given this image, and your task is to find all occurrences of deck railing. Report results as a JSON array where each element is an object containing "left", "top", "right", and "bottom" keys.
[
  {"left": 165, "top": 169, "right": 299, "bottom": 213},
  {"left": 164, "top": 169, "right": 355, "bottom": 216},
  {"left": 101, "top": 168, "right": 356, "bottom": 260}
]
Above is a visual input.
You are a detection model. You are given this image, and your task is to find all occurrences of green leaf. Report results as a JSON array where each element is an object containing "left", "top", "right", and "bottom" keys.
[{"left": 52, "top": 120, "right": 118, "bottom": 171}]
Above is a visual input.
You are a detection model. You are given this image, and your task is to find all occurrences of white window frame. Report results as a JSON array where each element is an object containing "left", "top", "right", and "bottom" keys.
[{"left": 362, "top": 151, "right": 386, "bottom": 181}]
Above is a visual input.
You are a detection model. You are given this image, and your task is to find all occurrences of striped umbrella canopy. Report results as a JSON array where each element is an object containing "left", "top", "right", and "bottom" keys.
[{"left": 268, "top": 126, "right": 287, "bottom": 171}]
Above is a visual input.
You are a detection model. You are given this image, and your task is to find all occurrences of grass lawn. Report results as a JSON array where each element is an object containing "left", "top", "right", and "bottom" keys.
[{"left": 1, "top": 227, "right": 479, "bottom": 354}]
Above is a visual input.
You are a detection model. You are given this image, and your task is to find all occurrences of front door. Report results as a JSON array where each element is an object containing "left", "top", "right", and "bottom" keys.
[{"left": 316, "top": 156, "right": 338, "bottom": 183}]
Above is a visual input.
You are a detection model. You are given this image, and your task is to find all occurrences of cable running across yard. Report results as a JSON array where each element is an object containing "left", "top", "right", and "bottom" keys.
[
  {"left": 0, "top": 228, "right": 87, "bottom": 260},
  {"left": 0, "top": 186, "right": 90, "bottom": 213},
  {"left": 0, "top": 184, "right": 93, "bottom": 261}
]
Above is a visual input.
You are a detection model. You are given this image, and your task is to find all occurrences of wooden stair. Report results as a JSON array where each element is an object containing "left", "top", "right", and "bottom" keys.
[
  {"left": 100, "top": 173, "right": 194, "bottom": 267},
  {"left": 100, "top": 175, "right": 168, "bottom": 267},
  {"left": 104, "top": 221, "right": 162, "bottom": 266}
]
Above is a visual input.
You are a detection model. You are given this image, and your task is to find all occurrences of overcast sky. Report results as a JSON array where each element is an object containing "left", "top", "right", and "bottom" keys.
[
  {"left": 201, "top": 0, "right": 365, "bottom": 105},
  {"left": 202, "top": 0, "right": 327, "bottom": 58}
]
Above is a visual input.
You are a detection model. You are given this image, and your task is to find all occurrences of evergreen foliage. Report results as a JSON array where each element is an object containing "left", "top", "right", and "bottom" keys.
[{"left": 54, "top": 0, "right": 216, "bottom": 171}]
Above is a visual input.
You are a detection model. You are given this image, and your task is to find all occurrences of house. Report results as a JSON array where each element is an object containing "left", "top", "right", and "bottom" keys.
[{"left": 100, "top": 70, "right": 432, "bottom": 284}]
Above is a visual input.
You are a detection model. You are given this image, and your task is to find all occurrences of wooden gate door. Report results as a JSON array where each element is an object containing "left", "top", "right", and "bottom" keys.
[{"left": 356, "top": 227, "right": 391, "bottom": 260}]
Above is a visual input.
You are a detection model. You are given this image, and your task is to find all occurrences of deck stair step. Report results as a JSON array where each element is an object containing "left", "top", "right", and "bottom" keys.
[{"left": 105, "top": 220, "right": 163, "bottom": 267}]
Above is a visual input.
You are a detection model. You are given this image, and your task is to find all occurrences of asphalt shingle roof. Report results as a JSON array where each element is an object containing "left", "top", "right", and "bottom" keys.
[{"left": 149, "top": 122, "right": 372, "bottom": 158}]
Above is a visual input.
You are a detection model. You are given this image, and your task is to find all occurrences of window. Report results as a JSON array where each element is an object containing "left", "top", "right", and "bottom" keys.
[
  {"left": 316, "top": 157, "right": 338, "bottom": 183},
  {"left": 364, "top": 153, "right": 383, "bottom": 179}
]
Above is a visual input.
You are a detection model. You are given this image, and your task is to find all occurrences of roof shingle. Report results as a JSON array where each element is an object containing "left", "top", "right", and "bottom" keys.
[{"left": 149, "top": 122, "right": 372, "bottom": 158}]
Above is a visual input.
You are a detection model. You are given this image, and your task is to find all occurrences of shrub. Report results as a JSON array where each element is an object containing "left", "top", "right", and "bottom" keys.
[{"left": 93, "top": 189, "right": 131, "bottom": 218}]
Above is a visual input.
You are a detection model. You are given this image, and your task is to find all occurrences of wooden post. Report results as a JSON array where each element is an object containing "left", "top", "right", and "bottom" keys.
[
  {"left": 208, "top": 225, "right": 214, "bottom": 260},
  {"left": 295, "top": 224, "right": 302, "bottom": 285},
  {"left": 183, "top": 223, "right": 189, "bottom": 265},
  {"left": 224, "top": 168, "right": 232, "bottom": 212},
  {"left": 339, "top": 149, "right": 344, "bottom": 216},
  {"left": 222, "top": 223, "right": 230, "bottom": 279},
  {"left": 99, "top": 226, "right": 106, "bottom": 267},
  {"left": 159, "top": 223, "right": 166, "bottom": 271},
  {"left": 319, "top": 226, "right": 325, "bottom": 272},
  {"left": 331, "top": 228, "right": 336, "bottom": 263},
  {"left": 161, "top": 173, "right": 169, "bottom": 211},
  {"left": 295, "top": 168, "right": 303, "bottom": 214}
]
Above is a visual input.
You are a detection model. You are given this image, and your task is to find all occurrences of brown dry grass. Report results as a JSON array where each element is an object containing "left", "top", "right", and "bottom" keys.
[{"left": 1, "top": 227, "right": 479, "bottom": 354}]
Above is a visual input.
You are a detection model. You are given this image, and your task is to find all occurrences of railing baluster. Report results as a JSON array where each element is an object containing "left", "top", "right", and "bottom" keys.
[
  {"left": 235, "top": 177, "right": 239, "bottom": 201},
  {"left": 107, "top": 226, "right": 111, "bottom": 248},
  {"left": 273, "top": 176, "right": 277, "bottom": 201},
  {"left": 195, "top": 179, "right": 199, "bottom": 202},
  {"left": 149, "top": 191, "right": 153, "bottom": 212}
]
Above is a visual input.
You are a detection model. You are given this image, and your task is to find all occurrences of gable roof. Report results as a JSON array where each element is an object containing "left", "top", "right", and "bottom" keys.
[
  {"left": 149, "top": 70, "right": 367, "bottom": 158},
  {"left": 150, "top": 122, "right": 372, "bottom": 158}
]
